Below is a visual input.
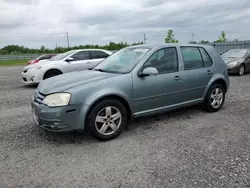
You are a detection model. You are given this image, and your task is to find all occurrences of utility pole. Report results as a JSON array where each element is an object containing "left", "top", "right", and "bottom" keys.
[
  {"left": 66, "top": 32, "right": 70, "bottom": 49},
  {"left": 144, "top": 33, "right": 147, "bottom": 44},
  {"left": 55, "top": 42, "right": 57, "bottom": 53},
  {"left": 192, "top": 33, "right": 194, "bottom": 43}
]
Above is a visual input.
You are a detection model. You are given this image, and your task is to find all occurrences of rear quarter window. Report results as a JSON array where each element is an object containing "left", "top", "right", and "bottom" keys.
[{"left": 199, "top": 47, "right": 213, "bottom": 67}]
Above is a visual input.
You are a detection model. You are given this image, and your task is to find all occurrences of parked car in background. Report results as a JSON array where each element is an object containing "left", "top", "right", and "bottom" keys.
[
  {"left": 22, "top": 49, "right": 112, "bottom": 84},
  {"left": 111, "top": 50, "right": 119, "bottom": 53},
  {"left": 26, "top": 54, "right": 56, "bottom": 65},
  {"left": 221, "top": 48, "right": 250, "bottom": 76},
  {"left": 31, "top": 44, "right": 229, "bottom": 141}
]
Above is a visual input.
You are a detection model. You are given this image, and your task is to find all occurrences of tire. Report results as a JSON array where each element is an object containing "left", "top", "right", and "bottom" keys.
[
  {"left": 85, "top": 99, "right": 127, "bottom": 141},
  {"left": 43, "top": 69, "right": 62, "bottom": 80},
  {"left": 238, "top": 64, "right": 245, "bottom": 76},
  {"left": 203, "top": 84, "right": 225, "bottom": 112}
]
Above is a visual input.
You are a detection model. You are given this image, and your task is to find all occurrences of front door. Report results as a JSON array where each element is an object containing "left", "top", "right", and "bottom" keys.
[
  {"left": 133, "top": 47, "right": 185, "bottom": 114},
  {"left": 68, "top": 51, "right": 92, "bottom": 71}
]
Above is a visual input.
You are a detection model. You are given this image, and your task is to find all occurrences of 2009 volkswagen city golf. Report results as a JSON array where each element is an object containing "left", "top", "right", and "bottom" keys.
[{"left": 31, "top": 44, "right": 229, "bottom": 141}]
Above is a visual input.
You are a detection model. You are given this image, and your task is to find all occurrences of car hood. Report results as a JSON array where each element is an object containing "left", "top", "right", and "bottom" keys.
[
  {"left": 222, "top": 57, "right": 244, "bottom": 64},
  {"left": 37, "top": 70, "right": 122, "bottom": 94}
]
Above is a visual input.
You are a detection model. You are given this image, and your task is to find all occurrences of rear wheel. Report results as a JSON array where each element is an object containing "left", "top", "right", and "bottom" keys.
[
  {"left": 203, "top": 84, "right": 225, "bottom": 112},
  {"left": 43, "top": 69, "right": 62, "bottom": 80},
  {"left": 85, "top": 99, "right": 127, "bottom": 141},
  {"left": 238, "top": 64, "right": 245, "bottom": 76}
]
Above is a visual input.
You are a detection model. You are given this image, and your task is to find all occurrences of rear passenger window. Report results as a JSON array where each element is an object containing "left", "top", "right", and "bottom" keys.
[
  {"left": 91, "top": 51, "right": 109, "bottom": 59},
  {"left": 199, "top": 47, "right": 213, "bottom": 67},
  {"left": 180, "top": 47, "right": 203, "bottom": 70}
]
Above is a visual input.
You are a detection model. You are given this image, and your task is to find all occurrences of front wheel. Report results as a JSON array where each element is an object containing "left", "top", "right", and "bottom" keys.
[
  {"left": 85, "top": 99, "right": 127, "bottom": 141},
  {"left": 203, "top": 84, "right": 225, "bottom": 112},
  {"left": 43, "top": 69, "right": 62, "bottom": 80},
  {"left": 238, "top": 64, "right": 245, "bottom": 76}
]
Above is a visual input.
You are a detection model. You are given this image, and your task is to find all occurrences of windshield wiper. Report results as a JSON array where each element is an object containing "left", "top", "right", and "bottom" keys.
[{"left": 93, "top": 68, "right": 106, "bottom": 72}]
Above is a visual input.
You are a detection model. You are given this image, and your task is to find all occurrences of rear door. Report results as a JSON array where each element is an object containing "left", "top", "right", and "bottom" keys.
[
  {"left": 90, "top": 50, "right": 110, "bottom": 68},
  {"left": 178, "top": 46, "right": 213, "bottom": 101},
  {"left": 68, "top": 51, "right": 92, "bottom": 71}
]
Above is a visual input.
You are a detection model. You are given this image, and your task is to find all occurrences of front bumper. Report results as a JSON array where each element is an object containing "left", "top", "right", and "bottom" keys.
[
  {"left": 21, "top": 69, "right": 43, "bottom": 84},
  {"left": 227, "top": 65, "right": 239, "bottom": 74},
  {"left": 31, "top": 97, "right": 88, "bottom": 132}
]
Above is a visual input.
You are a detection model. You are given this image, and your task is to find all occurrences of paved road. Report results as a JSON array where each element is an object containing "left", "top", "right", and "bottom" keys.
[{"left": 0, "top": 66, "right": 250, "bottom": 188}]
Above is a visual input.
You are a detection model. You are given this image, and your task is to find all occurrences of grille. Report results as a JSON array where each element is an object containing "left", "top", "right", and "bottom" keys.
[{"left": 34, "top": 91, "right": 46, "bottom": 104}]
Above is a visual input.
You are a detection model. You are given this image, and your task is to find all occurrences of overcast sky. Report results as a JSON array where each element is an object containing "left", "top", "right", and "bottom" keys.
[{"left": 1, "top": 0, "right": 250, "bottom": 48}]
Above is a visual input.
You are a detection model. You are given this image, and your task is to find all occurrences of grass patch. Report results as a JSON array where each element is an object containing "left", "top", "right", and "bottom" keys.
[{"left": 0, "top": 59, "right": 28, "bottom": 66}]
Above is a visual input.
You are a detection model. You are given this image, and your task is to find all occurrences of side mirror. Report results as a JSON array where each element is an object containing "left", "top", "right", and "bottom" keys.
[
  {"left": 139, "top": 67, "right": 158, "bottom": 77},
  {"left": 66, "top": 57, "right": 74, "bottom": 62}
]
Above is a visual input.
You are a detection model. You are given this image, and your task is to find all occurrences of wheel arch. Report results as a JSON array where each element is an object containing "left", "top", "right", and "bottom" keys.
[
  {"left": 83, "top": 94, "right": 133, "bottom": 130},
  {"left": 203, "top": 76, "right": 228, "bottom": 99},
  {"left": 43, "top": 68, "right": 63, "bottom": 80}
]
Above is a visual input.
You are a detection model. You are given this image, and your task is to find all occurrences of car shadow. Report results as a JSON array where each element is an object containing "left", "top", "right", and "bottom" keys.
[
  {"left": 33, "top": 104, "right": 205, "bottom": 145},
  {"left": 17, "top": 84, "right": 38, "bottom": 90},
  {"left": 1, "top": 104, "right": 211, "bottom": 149}
]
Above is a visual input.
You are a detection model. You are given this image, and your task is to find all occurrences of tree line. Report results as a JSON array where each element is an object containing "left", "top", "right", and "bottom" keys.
[
  {"left": 165, "top": 30, "right": 229, "bottom": 44},
  {"left": 0, "top": 30, "right": 235, "bottom": 55},
  {"left": 0, "top": 41, "right": 143, "bottom": 55}
]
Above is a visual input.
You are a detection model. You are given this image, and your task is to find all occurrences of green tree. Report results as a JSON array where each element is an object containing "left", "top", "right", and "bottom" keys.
[
  {"left": 165, "top": 29, "right": 178, "bottom": 43},
  {"left": 40, "top": 45, "right": 45, "bottom": 52},
  {"left": 216, "top": 31, "right": 227, "bottom": 42},
  {"left": 199, "top": 40, "right": 210, "bottom": 44}
]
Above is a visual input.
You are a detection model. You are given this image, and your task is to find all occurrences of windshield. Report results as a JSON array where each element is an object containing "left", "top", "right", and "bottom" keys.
[
  {"left": 221, "top": 49, "right": 247, "bottom": 58},
  {"left": 35, "top": 54, "right": 47, "bottom": 60},
  {"left": 93, "top": 47, "right": 150, "bottom": 73},
  {"left": 50, "top": 50, "right": 75, "bottom": 61}
]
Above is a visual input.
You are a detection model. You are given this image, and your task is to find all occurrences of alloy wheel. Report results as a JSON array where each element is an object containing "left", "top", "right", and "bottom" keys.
[
  {"left": 210, "top": 88, "right": 224, "bottom": 108},
  {"left": 239, "top": 65, "right": 245, "bottom": 76},
  {"left": 95, "top": 106, "right": 122, "bottom": 136}
]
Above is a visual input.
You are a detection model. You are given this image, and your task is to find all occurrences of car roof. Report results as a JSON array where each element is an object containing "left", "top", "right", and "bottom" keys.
[
  {"left": 125, "top": 43, "right": 214, "bottom": 50},
  {"left": 72, "top": 49, "right": 111, "bottom": 52}
]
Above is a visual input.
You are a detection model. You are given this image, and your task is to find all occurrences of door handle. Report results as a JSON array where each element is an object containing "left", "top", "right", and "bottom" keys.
[
  {"left": 207, "top": 70, "right": 213, "bottom": 75},
  {"left": 174, "top": 76, "right": 182, "bottom": 81}
]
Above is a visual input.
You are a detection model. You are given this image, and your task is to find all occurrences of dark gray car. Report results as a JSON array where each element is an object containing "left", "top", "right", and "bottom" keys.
[
  {"left": 221, "top": 48, "right": 250, "bottom": 76},
  {"left": 31, "top": 44, "right": 229, "bottom": 141}
]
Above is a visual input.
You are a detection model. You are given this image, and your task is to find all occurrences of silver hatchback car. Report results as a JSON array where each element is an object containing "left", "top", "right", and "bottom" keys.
[{"left": 31, "top": 44, "right": 229, "bottom": 141}]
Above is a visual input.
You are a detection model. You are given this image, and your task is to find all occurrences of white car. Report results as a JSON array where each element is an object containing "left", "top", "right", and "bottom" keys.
[{"left": 21, "top": 49, "right": 112, "bottom": 84}]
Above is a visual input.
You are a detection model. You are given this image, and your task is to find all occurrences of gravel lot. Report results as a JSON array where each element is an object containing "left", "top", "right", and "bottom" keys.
[{"left": 0, "top": 66, "right": 250, "bottom": 188}]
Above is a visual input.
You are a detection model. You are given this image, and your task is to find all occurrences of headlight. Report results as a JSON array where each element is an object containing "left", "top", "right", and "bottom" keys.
[
  {"left": 227, "top": 61, "right": 238, "bottom": 68},
  {"left": 42, "top": 93, "right": 71, "bottom": 107},
  {"left": 28, "top": 66, "right": 42, "bottom": 71}
]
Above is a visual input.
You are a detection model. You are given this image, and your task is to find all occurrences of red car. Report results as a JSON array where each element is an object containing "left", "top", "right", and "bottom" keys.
[{"left": 26, "top": 54, "right": 56, "bottom": 65}]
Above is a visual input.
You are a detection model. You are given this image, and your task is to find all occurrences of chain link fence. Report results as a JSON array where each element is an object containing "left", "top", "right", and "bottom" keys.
[
  {"left": 0, "top": 54, "right": 41, "bottom": 62},
  {"left": 208, "top": 40, "right": 250, "bottom": 54}
]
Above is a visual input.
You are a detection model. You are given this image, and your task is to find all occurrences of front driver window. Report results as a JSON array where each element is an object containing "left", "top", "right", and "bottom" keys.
[{"left": 143, "top": 47, "right": 178, "bottom": 74}]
